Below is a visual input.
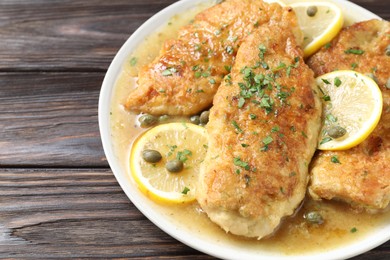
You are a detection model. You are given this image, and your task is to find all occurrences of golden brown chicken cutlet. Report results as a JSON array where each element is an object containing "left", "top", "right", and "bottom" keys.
[
  {"left": 307, "top": 19, "right": 390, "bottom": 211},
  {"left": 197, "top": 22, "right": 321, "bottom": 238},
  {"left": 125, "top": 0, "right": 301, "bottom": 115}
]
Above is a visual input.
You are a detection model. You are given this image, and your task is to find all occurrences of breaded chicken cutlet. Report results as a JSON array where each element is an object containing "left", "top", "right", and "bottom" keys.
[
  {"left": 307, "top": 19, "right": 390, "bottom": 212},
  {"left": 125, "top": 0, "right": 301, "bottom": 115},
  {"left": 197, "top": 21, "right": 321, "bottom": 238}
]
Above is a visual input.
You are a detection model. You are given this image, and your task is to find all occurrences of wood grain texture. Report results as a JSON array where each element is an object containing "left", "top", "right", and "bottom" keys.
[
  {"left": 0, "top": 72, "right": 106, "bottom": 167},
  {"left": 0, "top": 168, "right": 213, "bottom": 259},
  {"left": 0, "top": 0, "right": 388, "bottom": 259},
  {"left": 0, "top": 0, "right": 387, "bottom": 72},
  {"left": 0, "top": 0, "right": 176, "bottom": 71}
]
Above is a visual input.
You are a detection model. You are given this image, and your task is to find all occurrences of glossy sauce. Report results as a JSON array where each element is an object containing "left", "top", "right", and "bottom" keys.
[{"left": 110, "top": 1, "right": 389, "bottom": 256}]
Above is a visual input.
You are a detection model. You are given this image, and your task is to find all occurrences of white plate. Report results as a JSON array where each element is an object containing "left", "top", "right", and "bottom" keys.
[{"left": 99, "top": 0, "right": 389, "bottom": 259}]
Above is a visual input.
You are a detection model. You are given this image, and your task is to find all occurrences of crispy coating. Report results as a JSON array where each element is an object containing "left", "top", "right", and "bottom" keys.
[
  {"left": 125, "top": 0, "right": 301, "bottom": 115},
  {"left": 307, "top": 19, "right": 390, "bottom": 211},
  {"left": 197, "top": 23, "right": 321, "bottom": 238}
]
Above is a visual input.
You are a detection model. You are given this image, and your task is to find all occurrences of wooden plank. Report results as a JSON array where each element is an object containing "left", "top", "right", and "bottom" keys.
[
  {"left": 0, "top": 168, "right": 388, "bottom": 259},
  {"left": 0, "top": 0, "right": 176, "bottom": 71},
  {"left": 0, "top": 0, "right": 387, "bottom": 72},
  {"left": 0, "top": 72, "right": 107, "bottom": 167},
  {"left": 0, "top": 168, "right": 213, "bottom": 259}
]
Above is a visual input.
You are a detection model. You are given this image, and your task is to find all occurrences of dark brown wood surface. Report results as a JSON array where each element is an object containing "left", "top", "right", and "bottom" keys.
[{"left": 0, "top": 0, "right": 388, "bottom": 259}]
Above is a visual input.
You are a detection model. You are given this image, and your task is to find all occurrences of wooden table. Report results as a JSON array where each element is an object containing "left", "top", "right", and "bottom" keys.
[{"left": 0, "top": 0, "right": 388, "bottom": 258}]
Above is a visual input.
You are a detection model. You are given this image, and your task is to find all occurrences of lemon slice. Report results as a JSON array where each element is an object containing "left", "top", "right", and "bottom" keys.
[
  {"left": 316, "top": 70, "right": 383, "bottom": 150},
  {"left": 130, "top": 122, "right": 208, "bottom": 204},
  {"left": 290, "top": 1, "right": 343, "bottom": 57}
]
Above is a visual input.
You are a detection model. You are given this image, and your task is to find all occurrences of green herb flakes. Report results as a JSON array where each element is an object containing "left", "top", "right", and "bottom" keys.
[
  {"left": 130, "top": 57, "right": 137, "bottom": 66},
  {"left": 321, "top": 78, "right": 331, "bottom": 84},
  {"left": 238, "top": 97, "right": 245, "bottom": 108},
  {"left": 233, "top": 157, "right": 250, "bottom": 170},
  {"left": 177, "top": 149, "right": 192, "bottom": 163},
  {"left": 320, "top": 137, "right": 332, "bottom": 145},
  {"left": 344, "top": 48, "right": 364, "bottom": 55},
  {"left": 162, "top": 67, "right": 177, "bottom": 76},
  {"left": 182, "top": 187, "right": 190, "bottom": 195},
  {"left": 331, "top": 155, "right": 340, "bottom": 164},
  {"left": 334, "top": 77, "right": 342, "bottom": 87},
  {"left": 262, "top": 136, "right": 273, "bottom": 145},
  {"left": 232, "top": 120, "right": 243, "bottom": 133}
]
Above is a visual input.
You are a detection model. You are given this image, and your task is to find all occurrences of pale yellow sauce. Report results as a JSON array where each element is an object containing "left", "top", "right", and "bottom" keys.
[{"left": 110, "top": 1, "right": 389, "bottom": 256}]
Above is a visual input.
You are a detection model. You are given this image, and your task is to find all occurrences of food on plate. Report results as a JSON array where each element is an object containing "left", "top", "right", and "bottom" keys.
[
  {"left": 108, "top": 0, "right": 390, "bottom": 255},
  {"left": 130, "top": 122, "right": 208, "bottom": 203},
  {"left": 125, "top": 0, "right": 301, "bottom": 116},
  {"left": 289, "top": 1, "right": 343, "bottom": 57},
  {"left": 315, "top": 70, "right": 382, "bottom": 150},
  {"left": 307, "top": 19, "right": 390, "bottom": 211},
  {"left": 197, "top": 20, "right": 321, "bottom": 238}
]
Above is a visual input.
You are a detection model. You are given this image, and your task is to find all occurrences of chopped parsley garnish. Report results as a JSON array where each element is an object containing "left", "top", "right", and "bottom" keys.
[
  {"left": 182, "top": 187, "right": 190, "bottom": 195},
  {"left": 322, "top": 95, "right": 331, "bottom": 101},
  {"left": 326, "top": 114, "right": 337, "bottom": 123},
  {"left": 232, "top": 120, "right": 243, "bottom": 133},
  {"left": 130, "top": 57, "right": 137, "bottom": 66},
  {"left": 260, "top": 135, "right": 273, "bottom": 151},
  {"left": 271, "top": 126, "right": 280, "bottom": 132},
  {"left": 351, "top": 62, "right": 358, "bottom": 70},
  {"left": 262, "top": 136, "right": 273, "bottom": 145},
  {"left": 344, "top": 48, "right": 364, "bottom": 55},
  {"left": 258, "top": 44, "right": 267, "bottom": 60},
  {"left": 194, "top": 71, "right": 201, "bottom": 78},
  {"left": 334, "top": 77, "right": 342, "bottom": 87},
  {"left": 201, "top": 72, "right": 210, "bottom": 77},
  {"left": 331, "top": 155, "right": 340, "bottom": 164},
  {"left": 224, "top": 65, "right": 232, "bottom": 72},
  {"left": 241, "top": 143, "right": 249, "bottom": 147},
  {"left": 162, "top": 67, "right": 177, "bottom": 76},
  {"left": 321, "top": 78, "right": 331, "bottom": 84},
  {"left": 209, "top": 78, "right": 216, "bottom": 84},
  {"left": 301, "top": 131, "right": 308, "bottom": 138},
  {"left": 177, "top": 149, "right": 192, "bottom": 162},
  {"left": 350, "top": 227, "right": 358, "bottom": 233},
  {"left": 324, "top": 42, "right": 332, "bottom": 49},
  {"left": 233, "top": 157, "right": 250, "bottom": 170},
  {"left": 167, "top": 145, "right": 178, "bottom": 157},
  {"left": 238, "top": 97, "right": 245, "bottom": 108},
  {"left": 192, "top": 65, "right": 199, "bottom": 71},
  {"left": 320, "top": 137, "right": 332, "bottom": 145},
  {"left": 249, "top": 114, "right": 257, "bottom": 120}
]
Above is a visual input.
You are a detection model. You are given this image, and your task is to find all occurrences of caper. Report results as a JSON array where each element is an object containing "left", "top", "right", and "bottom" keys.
[
  {"left": 327, "top": 125, "right": 347, "bottom": 139},
  {"left": 138, "top": 114, "right": 158, "bottom": 128},
  {"left": 306, "top": 6, "right": 318, "bottom": 17},
  {"left": 199, "top": 110, "right": 210, "bottom": 125},
  {"left": 365, "top": 73, "right": 378, "bottom": 84},
  {"left": 158, "top": 115, "right": 170, "bottom": 122},
  {"left": 386, "top": 44, "right": 390, "bottom": 56},
  {"left": 142, "top": 149, "right": 162, "bottom": 163},
  {"left": 304, "top": 211, "right": 324, "bottom": 225},
  {"left": 165, "top": 159, "right": 184, "bottom": 173},
  {"left": 386, "top": 78, "right": 390, "bottom": 89},
  {"left": 190, "top": 115, "right": 201, "bottom": 125}
]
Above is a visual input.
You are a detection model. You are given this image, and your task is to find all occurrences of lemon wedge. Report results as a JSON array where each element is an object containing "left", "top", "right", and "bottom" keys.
[
  {"left": 290, "top": 1, "right": 343, "bottom": 57},
  {"left": 316, "top": 70, "right": 383, "bottom": 150},
  {"left": 130, "top": 122, "right": 208, "bottom": 204}
]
